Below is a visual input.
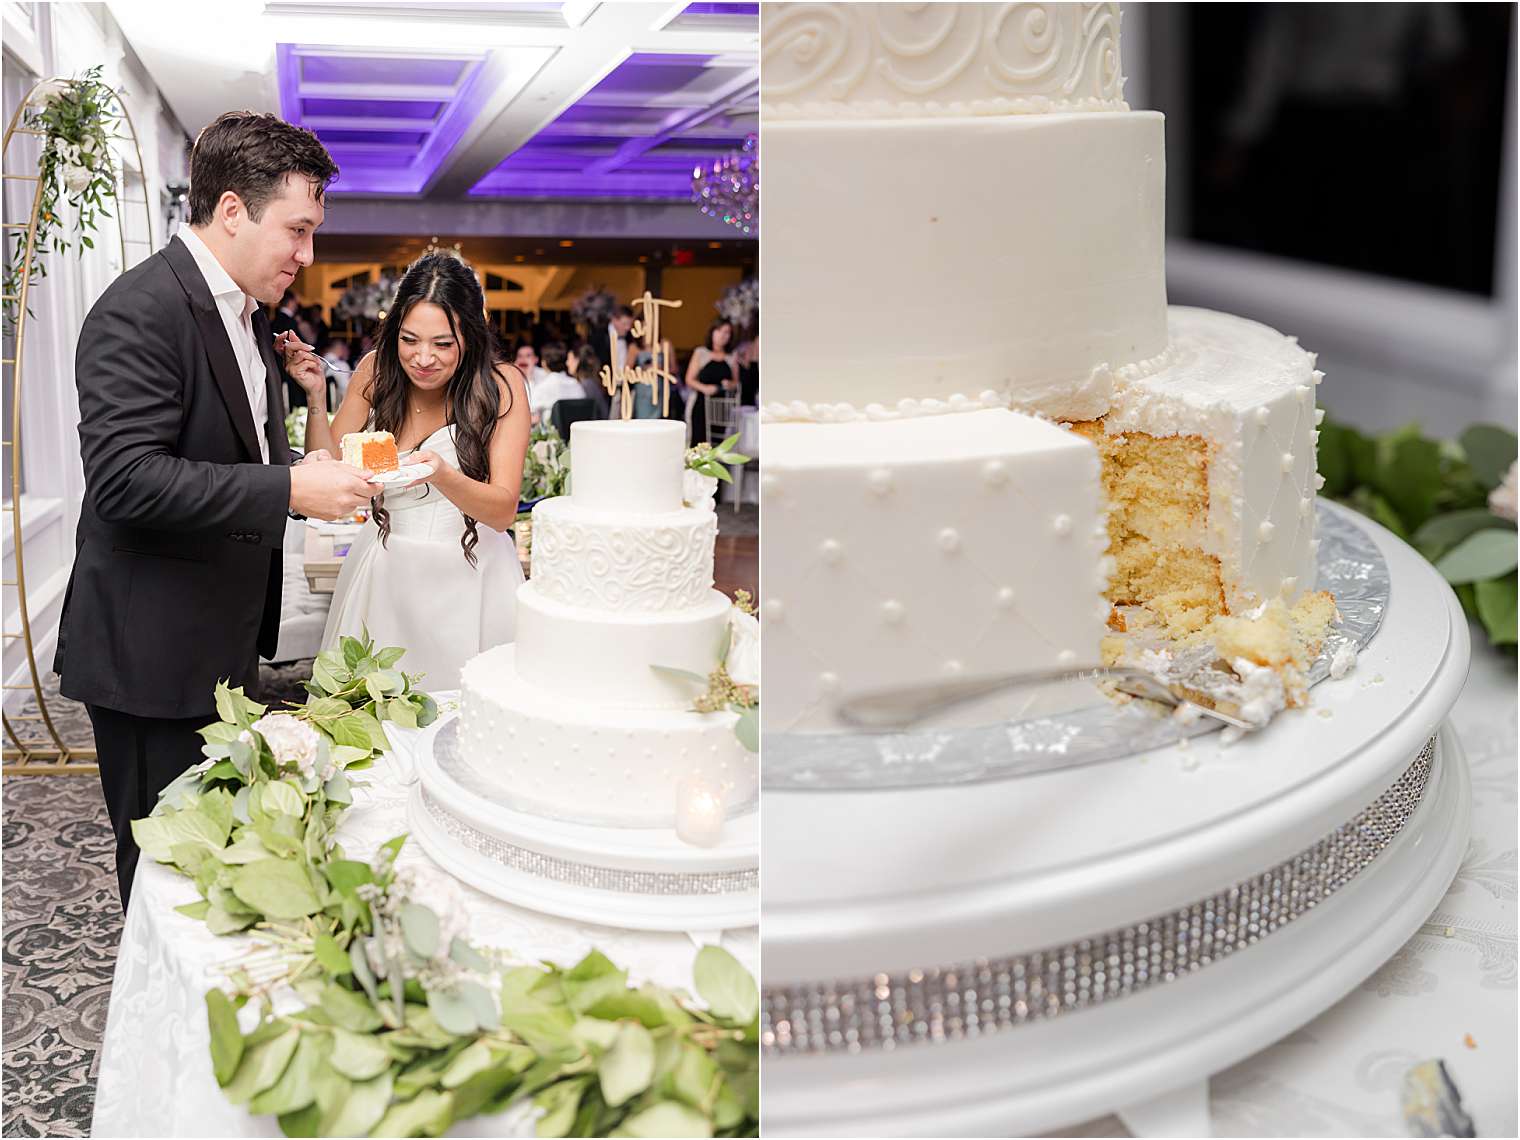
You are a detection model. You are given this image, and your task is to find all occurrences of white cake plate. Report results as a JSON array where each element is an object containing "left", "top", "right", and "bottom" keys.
[
  {"left": 408, "top": 717, "right": 759, "bottom": 933},
  {"left": 761, "top": 508, "right": 1473, "bottom": 1137}
]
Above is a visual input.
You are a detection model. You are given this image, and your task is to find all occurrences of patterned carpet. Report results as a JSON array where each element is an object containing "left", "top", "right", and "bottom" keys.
[{"left": 1, "top": 662, "right": 313, "bottom": 1138}]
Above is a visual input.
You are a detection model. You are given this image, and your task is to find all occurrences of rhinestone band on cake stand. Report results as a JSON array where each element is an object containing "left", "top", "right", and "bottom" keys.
[
  {"left": 407, "top": 717, "right": 759, "bottom": 932},
  {"left": 761, "top": 506, "right": 1473, "bottom": 1137}
]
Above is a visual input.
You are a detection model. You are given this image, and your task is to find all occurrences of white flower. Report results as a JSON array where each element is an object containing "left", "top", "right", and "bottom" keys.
[
  {"left": 26, "top": 79, "right": 69, "bottom": 111},
  {"left": 725, "top": 609, "right": 760, "bottom": 688},
  {"left": 61, "top": 163, "right": 92, "bottom": 193},
  {"left": 531, "top": 439, "right": 556, "bottom": 466},
  {"left": 683, "top": 468, "right": 717, "bottom": 512},
  {"left": 1489, "top": 461, "right": 1517, "bottom": 522},
  {"left": 251, "top": 713, "right": 321, "bottom": 775}
]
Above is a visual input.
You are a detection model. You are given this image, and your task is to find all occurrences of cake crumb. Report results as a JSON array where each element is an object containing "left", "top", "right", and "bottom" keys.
[
  {"left": 1330, "top": 642, "right": 1358, "bottom": 679},
  {"left": 1317, "top": 708, "right": 1334, "bottom": 719},
  {"left": 1464, "top": 1034, "right": 1476, "bottom": 1049},
  {"left": 1444, "top": 926, "right": 1455, "bottom": 937}
]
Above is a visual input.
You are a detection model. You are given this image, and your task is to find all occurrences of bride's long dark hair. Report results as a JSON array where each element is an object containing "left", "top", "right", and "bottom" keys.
[{"left": 367, "top": 253, "right": 509, "bottom": 567}]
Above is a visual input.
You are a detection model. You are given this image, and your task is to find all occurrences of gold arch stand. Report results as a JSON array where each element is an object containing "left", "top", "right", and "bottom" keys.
[{"left": 3, "top": 78, "right": 154, "bottom": 775}]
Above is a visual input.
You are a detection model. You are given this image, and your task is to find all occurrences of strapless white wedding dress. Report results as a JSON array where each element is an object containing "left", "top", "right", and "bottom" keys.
[{"left": 321, "top": 425, "right": 521, "bottom": 690}]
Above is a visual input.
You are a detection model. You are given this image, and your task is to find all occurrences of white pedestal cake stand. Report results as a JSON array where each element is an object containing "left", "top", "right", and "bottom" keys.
[
  {"left": 761, "top": 507, "right": 1472, "bottom": 1138},
  {"left": 408, "top": 718, "right": 759, "bottom": 932}
]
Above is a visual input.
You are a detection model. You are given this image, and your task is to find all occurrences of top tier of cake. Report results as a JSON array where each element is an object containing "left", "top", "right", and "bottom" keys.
[
  {"left": 568, "top": 420, "right": 685, "bottom": 514},
  {"left": 761, "top": 2, "right": 1126, "bottom": 119}
]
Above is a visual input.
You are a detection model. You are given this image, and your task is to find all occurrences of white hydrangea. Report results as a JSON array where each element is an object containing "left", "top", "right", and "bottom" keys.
[
  {"left": 683, "top": 468, "right": 718, "bottom": 512},
  {"left": 251, "top": 713, "right": 321, "bottom": 776},
  {"left": 365, "top": 864, "right": 471, "bottom": 979},
  {"left": 531, "top": 439, "right": 558, "bottom": 467},
  {"left": 726, "top": 609, "right": 760, "bottom": 688},
  {"left": 26, "top": 79, "right": 69, "bottom": 111},
  {"left": 61, "top": 164, "right": 93, "bottom": 192},
  {"left": 1489, "top": 461, "right": 1517, "bottom": 522}
]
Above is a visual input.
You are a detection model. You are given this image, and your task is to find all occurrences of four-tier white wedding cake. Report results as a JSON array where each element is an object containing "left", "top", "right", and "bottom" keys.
[{"left": 456, "top": 420, "right": 755, "bottom": 826}]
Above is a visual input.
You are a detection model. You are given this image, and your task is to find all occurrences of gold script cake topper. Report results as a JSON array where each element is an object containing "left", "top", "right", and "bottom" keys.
[{"left": 602, "top": 290, "right": 683, "bottom": 419}]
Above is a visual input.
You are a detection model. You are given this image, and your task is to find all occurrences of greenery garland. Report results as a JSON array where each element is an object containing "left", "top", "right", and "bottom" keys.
[
  {"left": 133, "top": 631, "right": 759, "bottom": 1137},
  {"left": 4, "top": 65, "right": 123, "bottom": 332}
]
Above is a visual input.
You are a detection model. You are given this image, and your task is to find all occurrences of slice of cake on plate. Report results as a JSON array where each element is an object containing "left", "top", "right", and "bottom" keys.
[{"left": 341, "top": 431, "right": 399, "bottom": 474}]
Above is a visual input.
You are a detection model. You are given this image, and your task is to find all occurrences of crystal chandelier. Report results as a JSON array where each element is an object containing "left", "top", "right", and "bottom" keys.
[{"left": 692, "top": 134, "right": 757, "bottom": 236}]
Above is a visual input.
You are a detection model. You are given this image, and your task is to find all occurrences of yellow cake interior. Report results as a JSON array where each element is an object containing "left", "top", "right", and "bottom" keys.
[{"left": 1070, "top": 418, "right": 1336, "bottom": 710}]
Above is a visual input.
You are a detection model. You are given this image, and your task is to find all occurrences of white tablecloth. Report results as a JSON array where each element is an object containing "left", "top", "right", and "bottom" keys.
[
  {"left": 1069, "top": 621, "right": 1517, "bottom": 1137},
  {"left": 90, "top": 704, "right": 758, "bottom": 1137}
]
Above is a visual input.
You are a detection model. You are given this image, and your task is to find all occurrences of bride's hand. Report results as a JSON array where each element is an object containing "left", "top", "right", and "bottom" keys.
[
  {"left": 402, "top": 448, "right": 447, "bottom": 488},
  {"left": 274, "top": 331, "right": 326, "bottom": 400}
]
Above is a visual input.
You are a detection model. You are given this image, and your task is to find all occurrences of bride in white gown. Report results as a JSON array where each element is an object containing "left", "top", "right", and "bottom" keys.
[{"left": 280, "top": 253, "right": 530, "bottom": 690}]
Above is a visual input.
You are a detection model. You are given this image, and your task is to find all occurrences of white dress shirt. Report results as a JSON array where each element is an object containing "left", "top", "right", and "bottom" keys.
[{"left": 175, "top": 226, "right": 270, "bottom": 463}]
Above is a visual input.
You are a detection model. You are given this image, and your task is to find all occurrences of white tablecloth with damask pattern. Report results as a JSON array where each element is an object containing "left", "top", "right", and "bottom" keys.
[
  {"left": 1065, "top": 623, "right": 1515, "bottom": 1138},
  {"left": 89, "top": 702, "right": 758, "bottom": 1137}
]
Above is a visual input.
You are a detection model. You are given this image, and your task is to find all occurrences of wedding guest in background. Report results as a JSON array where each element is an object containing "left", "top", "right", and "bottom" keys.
[
  {"left": 571, "top": 342, "right": 612, "bottom": 419},
  {"left": 301, "top": 302, "right": 330, "bottom": 348},
  {"left": 684, "top": 319, "right": 738, "bottom": 443},
  {"left": 320, "top": 336, "right": 352, "bottom": 402},
  {"left": 607, "top": 304, "right": 635, "bottom": 373},
  {"left": 271, "top": 288, "right": 304, "bottom": 409},
  {"left": 736, "top": 336, "right": 759, "bottom": 405},
  {"left": 514, "top": 341, "right": 547, "bottom": 389},
  {"left": 527, "top": 341, "right": 584, "bottom": 425}
]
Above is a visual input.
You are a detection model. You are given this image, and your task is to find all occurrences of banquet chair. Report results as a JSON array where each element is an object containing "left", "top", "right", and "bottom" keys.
[{"left": 550, "top": 398, "right": 596, "bottom": 441}]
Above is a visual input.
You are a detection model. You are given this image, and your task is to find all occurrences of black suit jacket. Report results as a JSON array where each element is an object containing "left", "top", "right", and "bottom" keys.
[{"left": 54, "top": 235, "right": 294, "bottom": 719}]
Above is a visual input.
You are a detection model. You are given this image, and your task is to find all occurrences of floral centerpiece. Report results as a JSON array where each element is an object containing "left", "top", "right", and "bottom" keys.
[
  {"left": 714, "top": 279, "right": 758, "bottom": 339},
  {"left": 4, "top": 66, "right": 122, "bottom": 331},
  {"left": 334, "top": 276, "right": 397, "bottom": 323},
  {"left": 571, "top": 287, "right": 616, "bottom": 331}
]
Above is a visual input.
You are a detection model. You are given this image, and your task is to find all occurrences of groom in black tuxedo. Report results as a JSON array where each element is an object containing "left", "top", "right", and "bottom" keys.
[{"left": 54, "top": 111, "right": 376, "bottom": 910}]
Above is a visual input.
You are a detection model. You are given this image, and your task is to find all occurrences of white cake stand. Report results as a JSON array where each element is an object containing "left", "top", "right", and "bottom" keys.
[
  {"left": 408, "top": 717, "right": 758, "bottom": 933},
  {"left": 761, "top": 505, "right": 1472, "bottom": 1138}
]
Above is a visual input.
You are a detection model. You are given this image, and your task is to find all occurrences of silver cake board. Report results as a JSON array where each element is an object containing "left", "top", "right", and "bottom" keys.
[{"left": 407, "top": 717, "right": 759, "bottom": 932}]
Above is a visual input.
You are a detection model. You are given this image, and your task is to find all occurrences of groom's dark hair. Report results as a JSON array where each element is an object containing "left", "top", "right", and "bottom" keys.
[{"left": 188, "top": 111, "right": 338, "bottom": 227}]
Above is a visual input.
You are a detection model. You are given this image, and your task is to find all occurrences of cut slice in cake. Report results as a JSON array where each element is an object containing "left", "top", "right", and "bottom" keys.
[{"left": 341, "top": 431, "right": 399, "bottom": 474}]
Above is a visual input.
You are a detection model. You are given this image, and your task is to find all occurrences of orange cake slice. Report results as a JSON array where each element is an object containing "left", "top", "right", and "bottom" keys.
[{"left": 341, "top": 431, "right": 399, "bottom": 474}]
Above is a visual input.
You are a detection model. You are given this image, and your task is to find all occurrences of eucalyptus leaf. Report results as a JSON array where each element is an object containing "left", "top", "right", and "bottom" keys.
[
  {"left": 449, "top": 936, "right": 491, "bottom": 973},
  {"left": 350, "top": 938, "right": 379, "bottom": 1003},
  {"left": 399, "top": 902, "right": 441, "bottom": 958},
  {"left": 206, "top": 988, "right": 244, "bottom": 1086},
  {"left": 370, "top": 1087, "right": 452, "bottom": 1138},
  {"left": 1436, "top": 528, "right": 1519, "bottom": 584},
  {"left": 320, "top": 983, "right": 384, "bottom": 1033},
  {"left": 175, "top": 899, "right": 211, "bottom": 921},
  {"left": 649, "top": 664, "right": 712, "bottom": 689},
  {"left": 1412, "top": 509, "right": 1510, "bottom": 561},
  {"left": 610, "top": 1100, "right": 713, "bottom": 1138},
  {"left": 1460, "top": 424, "right": 1517, "bottom": 489},
  {"left": 440, "top": 1040, "right": 496, "bottom": 1090},
  {"left": 231, "top": 859, "right": 321, "bottom": 920},
  {"left": 668, "top": 1042, "right": 720, "bottom": 1111},
  {"left": 324, "top": 858, "right": 374, "bottom": 896},
  {"left": 535, "top": 1077, "right": 589, "bottom": 1137},
  {"left": 375, "top": 646, "right": 406, "bottom": 669},
  {"left": 734, "top": 706, "right": 759, "bottom": 753},
  {"left": 692, "top": 946, "right": 758, "bottom": 1024},
  {"left": 561, "top": 949, "right": 627, "bottom": 1013},
  {"left": 327, "top": 1025, "right": 391, "bottom": 1081},
  {"left": 223, "top": 1026, "right": 300, "bottom": 1106},
  {"left": 205, "top": 903, "right": 257, "bottom": 936},
  {"left": 427, "top": 984, "right": 480, "bottom": 1036},
  {"left": 323, "top": 770, "right": 352, "bottom": 806},
  {"left": 231, "top": 787, "right": 252, "bottom": 825},
  {"left": 599, "top": 1021, "right": 655, "bottom": 1107},
  {"left": 1475, "top": 573, "right": 1518, "bottom": 644},
  {"left": 276, "top": 1101, "right": 321, "bottom": 1137},
  {"left": 249, "top": 1031, "right": 329, "bottom": 1116},
  {"left": 320, "top": 1068, "right": 391, "bottom": 1138},
  {"left": 313, "top": 933, "right": 350, "bottom": 977}
]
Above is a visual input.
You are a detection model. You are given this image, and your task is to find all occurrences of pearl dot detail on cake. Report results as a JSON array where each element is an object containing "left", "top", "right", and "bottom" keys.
[
  {"left": 868, "top": 468, "right": 893, "bottom": 495},
  {"left": 943, "top": 659, "right": 963, "bottom": 677},
  {"left": 1280, "top": 453, "right": 1295, "bottom": 473},
  {"left": 881, "top": 600, "right": 905, "bottom": 624},
  {"left": 1058, "top": 649, "right": 1078, "bottom": 666},
  {"left": 1296, "top": 384, "right": 1312, "bottom": 404},
  {"left": 819, "top": 671, "right": 840, "bottom": 692},
  {"left": 763, "top": 599, "right": 784, "bottom": 623},
  {"left": 983, "top": 460, "right": 1008, "bottom": 486},
  {"left": 1312, "top": 369, "right": 1325, "bottom": 386},
  {"left": 819, "top": 539, "right": 843, "bottom": 564},
  {"left": 1258, "top": 521, "right": 1276, "bottom": 542},
  {"left": 1281, "top": 576, "right": 1299, "bottom": 595},
  {"left": 1052, "top": 514, "right": 1072, "bottom": 536},
  {"left": 996, "top": 586, "right": 1016, "bottom": 609},
  {"left": 937, "top": 528, "right": 961, "bottom": 553},
  {"left": 1300, "top": 496, "right": 1313, "bottom": 518},
  {"left": 1254, "top": 407, "right": 1271, "bottom": 425}
]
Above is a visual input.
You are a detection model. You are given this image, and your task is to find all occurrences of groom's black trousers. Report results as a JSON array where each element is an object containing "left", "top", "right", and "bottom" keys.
[{"left": 86, "top": 705, "right": 208, "bottom": 912}]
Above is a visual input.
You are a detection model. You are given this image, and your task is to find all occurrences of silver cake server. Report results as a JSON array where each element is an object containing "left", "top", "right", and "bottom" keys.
[{"left": 835, "top": 661, "right": 1254, "bottom": 733}]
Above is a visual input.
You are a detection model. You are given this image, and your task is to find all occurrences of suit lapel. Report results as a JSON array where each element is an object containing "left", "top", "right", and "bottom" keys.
[
  {"left": 161, "top": 235, "right": 265, "bottom": 463},
  {"left": 252, "top": 308, "right": 292, "bottom": 465}
]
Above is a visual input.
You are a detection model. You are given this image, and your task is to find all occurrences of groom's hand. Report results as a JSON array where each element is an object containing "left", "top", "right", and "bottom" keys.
[{"left": 290, "top": 460, "right": 373, "bottom": 522}]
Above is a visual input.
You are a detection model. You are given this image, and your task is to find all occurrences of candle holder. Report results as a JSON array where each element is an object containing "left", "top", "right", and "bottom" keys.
[{"left": 675, "top": 776, "right": 726, "bottom": 848}]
